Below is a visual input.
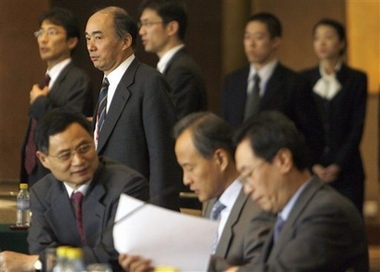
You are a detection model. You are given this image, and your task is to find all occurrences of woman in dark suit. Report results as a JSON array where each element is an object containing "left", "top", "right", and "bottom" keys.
[{"left": 301, "top": 18, "right": 367, "bottom": 214}]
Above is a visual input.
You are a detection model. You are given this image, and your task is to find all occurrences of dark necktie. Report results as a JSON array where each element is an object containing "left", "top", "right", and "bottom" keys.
[
  {"left": 210, "top": 200, "right": 226, "bottom": 253},
  {"left": 24, "top": 74, "right": 51, "bottom": 175},
  {"left": 96, "top": 77, "right": 109, "bottom": 138},
  {"left": 244, "top": 73, "right": 261, "bottom": 120},
  {"left": 71, "top": 191, "right": 85, "bottom": 244},
  {"left": 273, "top": 215, "right": 285, "bottom": 243}
]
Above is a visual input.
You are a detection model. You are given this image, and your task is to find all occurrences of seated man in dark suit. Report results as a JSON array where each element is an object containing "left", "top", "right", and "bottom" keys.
[
  {"left": 118, "top": 112, "right": 274, "bottom": 272},
  {"left": 221, "top": 12, "right": 323, "bottom": 164},
  {"left": 1, "top": 109, "right": 149, "bottom": 272},
  {"left": 234, "top": 111, "right": 369, "bottom": 271}
]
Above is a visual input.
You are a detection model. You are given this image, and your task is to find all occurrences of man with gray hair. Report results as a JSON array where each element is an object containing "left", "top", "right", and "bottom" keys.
[{"left": 85, "top": 6, "right": 181, "bottom": 211}]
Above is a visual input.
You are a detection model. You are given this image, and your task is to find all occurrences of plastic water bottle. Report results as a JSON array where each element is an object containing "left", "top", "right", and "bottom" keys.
[
  {"left": 16, "top": 183, "right": 31, "bottom": 226},
  {"left": 52, "top": 246, "right": 70, "bottom": 272},
  {"left": 65, "top": 247, "right": 86, "bottom": 272}
]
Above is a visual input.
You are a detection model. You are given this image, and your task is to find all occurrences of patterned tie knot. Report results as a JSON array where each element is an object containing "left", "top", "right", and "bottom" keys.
[
  {"left": 71, "top": 191, "right": 84, "bottom": 207},
  {"left": 210, "top": 200, "right": 226, "bottom": 221},
  {"left": 274, "top": 215, "right": 285, "bottom": 243}
]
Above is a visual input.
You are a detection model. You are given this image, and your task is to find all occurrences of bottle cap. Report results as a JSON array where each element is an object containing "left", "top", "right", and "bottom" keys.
[
  {"left": 20, "top": 183, "right": 28, "bottom": 189},
  {"left": 154, "top": 266, "right": 180, "bottom": 272},
  {"left": 66, "top": 247, "right": 83, "bottom": 259},
  {"left": 56, "top": 246, "right": 71, "bottom": 257}
]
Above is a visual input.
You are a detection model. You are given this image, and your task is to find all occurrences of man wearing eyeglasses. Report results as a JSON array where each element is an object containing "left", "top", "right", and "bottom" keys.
[
  {"left": 1, "top": 108, "right": 149, "bottom": 272},
  {"left": 118, "top": 112, "right": 274, "bottom": 272},
  {"left": 138, "top": 0, "right": 207, "bottom": 120},
  {"left": 233, "top": 111, "right": 369, "bottom": 271},
  {"left": 21, "top": 7, "right": 93, "bottom": 188}
]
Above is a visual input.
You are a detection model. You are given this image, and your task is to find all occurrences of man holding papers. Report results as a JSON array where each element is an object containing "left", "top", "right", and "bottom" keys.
[{"left": 119, "top": 112, "right": 274, "bottom": 271}]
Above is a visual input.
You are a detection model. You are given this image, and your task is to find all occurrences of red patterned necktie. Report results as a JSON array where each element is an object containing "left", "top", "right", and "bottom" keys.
[
  {"left": 24, "top": 74, "right": 51, "bottom": 175},
  {"left": 71, "top": 191, "right": 85, "bottom": 244}
]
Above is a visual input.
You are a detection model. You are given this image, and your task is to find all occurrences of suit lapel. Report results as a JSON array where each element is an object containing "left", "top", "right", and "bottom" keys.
[
  {"left": 215, "top": 189, "right": 248, "bottom": 258},
  {"left": 260, "top": 63, "right": 283, "bottom": 109},
  {"left": 96, "top": 59, "right": 139, "bottom": 152},
  {"left": 163, "top": 47, "right": 186, "bottom": 76},
  {"left": 44, "top": 180, "right": 80, "bottom": 243},
  {"left": 48, "top": 62, "right": 73, "bottom": 95},
  {"left": 268, "top": 177, "right": 322, "bottom": 260},
  {"left": 82, "top": 170, "right": 106, "bottom": 244}
]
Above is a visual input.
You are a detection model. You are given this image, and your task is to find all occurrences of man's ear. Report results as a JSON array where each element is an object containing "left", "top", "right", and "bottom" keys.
[
  {"left": 166, "top": 20, "right": 179, "bottom": 37},
  {"left": 214, "top": 148, "right": 229, "bottom": 172},
  {"left": 121, "top": 33, "right": 133, "bottom": 51},
  {"left": 67, "top": 37, "right": 78, "bottom": 51},
  {"left": 275, "top": 148, "right": 292, "bottom": 174},
  {"left": 36, "top": 151, "right": 50, "bottom": 170}
]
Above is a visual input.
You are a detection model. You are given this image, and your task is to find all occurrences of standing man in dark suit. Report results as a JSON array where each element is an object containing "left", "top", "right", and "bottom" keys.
[
  {"left": 85, "top": 6, "right": 181, "bottom": 210},
  {"left": 21, "top": 7, "right": 93, "bottom": 188},
  {"left": 118, "top": 112, "right": 274, "bottom": 272},
  {"left": 234, "top": 111, "right": 369, "bottom": 271},
  {"left": 2, "top": 109, "right": 149, "bottom": 272},
  {"left": 221, "top": 12, "right": 323, "bottom": 163},
  {"left": 138, "top": 0, "right": 207, "bottom": 120}
]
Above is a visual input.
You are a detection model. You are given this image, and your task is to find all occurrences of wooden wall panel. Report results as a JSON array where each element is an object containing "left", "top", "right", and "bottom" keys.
[{"left": 0, "top": 0, "right": 49, "bottom": 180}]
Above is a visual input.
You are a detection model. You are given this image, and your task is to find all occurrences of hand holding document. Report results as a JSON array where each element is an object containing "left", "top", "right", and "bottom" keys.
[{"left": 113, "top": 194, "right": 218, "bottom": 271}]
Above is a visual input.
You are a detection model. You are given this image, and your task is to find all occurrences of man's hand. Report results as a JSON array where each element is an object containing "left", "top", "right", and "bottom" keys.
[
  {"left": 1, "top": 251, "right": 39, "bottom": 272},
  {"left": 30, "top": 84, "right": 49, "bottom": 104},
  {"left": 118, "top": 254, "right": 154, "bottom": 272}
]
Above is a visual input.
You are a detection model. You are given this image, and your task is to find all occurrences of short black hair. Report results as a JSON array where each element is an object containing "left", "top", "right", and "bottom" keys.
[
  {"left": 35, "top": 108, "right": 92, "bottom": 154},
  {"left": 247, "top": 12, "right": 282, "bottom": 39},
  {"left": 233, "top": 111, "right": 311, "bottom": 170},
  {"left": 38, "top": 7, "right": 80, "bottom": 41},
  {"left": 139, "top": 0, "right": 188, "bottom": 40},
  {"left": 313, "top": 18, "right": 346, "bottom": 55},
  {"left": 173, "top": 112, "right": 235, "bottom": 160}
]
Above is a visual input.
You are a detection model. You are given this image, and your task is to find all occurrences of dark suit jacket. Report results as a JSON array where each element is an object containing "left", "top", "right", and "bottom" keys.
[
  {"left": 205, "top": 189, "right": 275, "bottom": 271},
  {"left": 221, "top": 63, "right": 324, "bottom": 164},
  {"left": 93, "top": 57, "right": 181, "bottom": 211},
  {"left": 301, "top": 64, "right": 367, "bottom": 212},
  {"left": 20, "top": 62, "right": 94, "bottom": 187},
  {"left": 163, "top": 47, "right": 208, "bottom": 119},
  {"left": 251, "top": 177, "right": 369, "bottom": 272},
  {"left": 28, "top": 157, "right": 149, "bottom": 270}
]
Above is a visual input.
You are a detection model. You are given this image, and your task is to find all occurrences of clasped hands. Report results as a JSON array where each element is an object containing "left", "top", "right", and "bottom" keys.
[{"left": 30, "top": 84, "right": 48, "bottom": 104}]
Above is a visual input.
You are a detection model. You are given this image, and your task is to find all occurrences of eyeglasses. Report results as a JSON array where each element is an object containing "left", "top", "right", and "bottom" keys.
[
  {"left": 33, "top": 28, "right": 61, "bottom": 38},
  {"left": 48, "top": 143, "right": 93, "bottom": 162},
  {"left": 137, "top": 21, "right": 163, "bottom": 29},
  {"left": 238, "top": 162, "right": 264, "bottom": 185}
]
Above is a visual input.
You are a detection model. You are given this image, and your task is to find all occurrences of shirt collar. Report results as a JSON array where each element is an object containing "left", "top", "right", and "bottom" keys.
[
  {"left": 249, "top": 59, "right": 278, "bottom": 83},
  {"left": 157, "top": 44, "right": 185, "bottom": 73},
  {"left": 105, "top": 54, "right": 135, "bottom": 85},
  {"left": 218, "top": 179, "right": 242, "bottom": 211},
  {"left": 278, "top": 178, "right": 311, "bottom": 221},
  {"left": 46, "top": 58, "right": 71, "bottom": 88},
  {"left": 64, "top": 179, "right": 92, "bottom": 197}
]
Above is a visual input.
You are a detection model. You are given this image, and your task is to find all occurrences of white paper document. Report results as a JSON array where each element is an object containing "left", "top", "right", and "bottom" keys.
[{"left": 113, "top": 194, "right": 218, "bottom": 271}]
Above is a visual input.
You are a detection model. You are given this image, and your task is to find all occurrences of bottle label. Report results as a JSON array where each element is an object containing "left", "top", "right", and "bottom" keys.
[{"left": 17, "top": 199, "right": 30, "bottom": 210}]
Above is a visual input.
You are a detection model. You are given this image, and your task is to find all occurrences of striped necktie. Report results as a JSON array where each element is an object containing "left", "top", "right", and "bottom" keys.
[{"left": 97, "top": 77, "right": 109, "bottom": 137}]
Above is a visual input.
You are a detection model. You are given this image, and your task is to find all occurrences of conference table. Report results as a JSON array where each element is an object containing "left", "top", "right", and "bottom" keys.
[{"left": 0, "top": 224, "right": 28, "bottom": 253}]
